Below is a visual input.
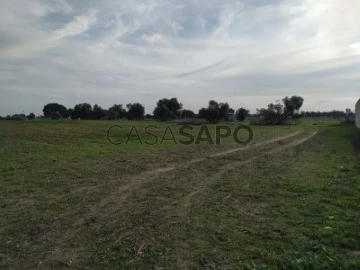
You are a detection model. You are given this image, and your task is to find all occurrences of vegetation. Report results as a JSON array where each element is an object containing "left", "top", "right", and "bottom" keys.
[
  {"left": 26, "top": 113, "right": 35, "bottom": 120},
  {"left": 236, "top": 108, "right": 249, "bottom": 121},
  {"left": 92, "top": 104, "right": 108, "bottom": 120},
  {"left": 43, "top": 103, "right": 69, "bottom": 118},
  {"left": 257, "top": 95, "right": 304, "bottom": 125},
  {"left": 2, "top": 96, "right": 357, "bottom": 128},
  {"left": 69, "top": 103, "right": 93, "bottom": 120},
  {"left": 0, "top": 119, "right": 359, "bottom": 269},
  {"left": 179, "top": 109, "right": 196, "bottom": 119},
  {"left": 107, "top": 104, "right": 126, "bottom": 120},
  {"left": 304, "top": 109, "right": 355, "bottom": 118},
  {"left": 153, "top": 98, "right": 183, "bottom": 121},
  {"left": 126, "top": 103, "right": 145, "bottom": 120},
  {"left": 198, "top": 100, "right": 232, "bottom": 123}
]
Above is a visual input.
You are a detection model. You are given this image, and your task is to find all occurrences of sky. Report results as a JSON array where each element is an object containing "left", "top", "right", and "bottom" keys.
[{"left": 0, "top": 0, "right": 359, "bottom": 116}]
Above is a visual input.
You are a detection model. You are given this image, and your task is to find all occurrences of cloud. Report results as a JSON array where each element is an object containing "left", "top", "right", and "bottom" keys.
[
  {"left": 0, "top": 0, "right": 360, "bottom": 115},
  {"left": 52, "top": 8, "right": 98, "bottom": 40},
  {"left": 31, "top": 0, "right": 73, "bottom": 16},
  {"left": 142, "top": 34, "right": 167, "bottom": 46}
]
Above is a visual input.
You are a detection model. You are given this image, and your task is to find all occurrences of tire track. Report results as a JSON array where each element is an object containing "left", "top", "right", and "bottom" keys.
[
  {"left": 53, "top": 131, "right": 301, "bottom": 201},
  {"left": 170, "top": 132, "right": 318, "bottom": 216}
]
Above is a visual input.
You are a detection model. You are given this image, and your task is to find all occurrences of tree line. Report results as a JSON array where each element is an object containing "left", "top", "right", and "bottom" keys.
[
  {"left": 38, "top": 98, "right": 253, "bottom": 123},
  {"left": 2, "top": 95, "right": 353, "bottom": 124},
  {"left": 303, "top": 109, "right": 354, "bottom": 118},
  {"left": 42, "top": 103, "right": 146, "bottom": 121}
]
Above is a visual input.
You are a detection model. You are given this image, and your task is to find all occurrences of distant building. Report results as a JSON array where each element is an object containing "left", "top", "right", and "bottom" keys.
[{"left": 356, "top": 99, "right": 360, "bottom": 128}]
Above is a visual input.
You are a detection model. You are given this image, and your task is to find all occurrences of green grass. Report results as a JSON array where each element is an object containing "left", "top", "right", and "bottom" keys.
[
  {"left": 186, "top": 125, "right": 360, "bottom": 269},
  {"left": 0, "top": 119, "right": 359, "bottom": 269}
]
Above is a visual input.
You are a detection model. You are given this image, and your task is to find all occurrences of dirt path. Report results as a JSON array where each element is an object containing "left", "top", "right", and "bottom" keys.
[
  {"left": 208, "top": 130, "right": 301, "bottom": 158},
  {"left": 148, "top": 131, "right": 301, "bottom": 173},
  {"left": 84, "top": 131, "right": 305, "bottom": 212},
  {"left": 56, "top": 131, "right": 302, "bottom": 201},
  {"left": 170, "top": 131, "right": 318, "bottom": 216}
]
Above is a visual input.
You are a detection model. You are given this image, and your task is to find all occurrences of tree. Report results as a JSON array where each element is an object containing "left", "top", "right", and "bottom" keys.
[
  {"left": 107, "top": 104, "right": 126, "bottom": 120},
  {"left": 257, "top": 101, "right": 285, "bottom": 125},
  {"left": 153, "top": 98, "right": 183, "bottom": 121},
  {"left": 126, "top": 103, "right": 145, "bottom": 120},
  {"left": 163, "top": 98, "right": 182, "bottom": 115},
  {"left": 27, "top": 113, "right": 35, "bottom": 120},
  {"left": 51, "top": 111, "right": 61, "bottom": 120},
  {"left": 199, "top": 101, "right": 219, "bottom": 123},
  {"left": 198, "top": 107, "right": 219, "bottom": 123},
  {"left": 219, "top": 102, "right": 230, "bottom": 120},
  {"left": 179, "top": 109, "right": 196, "bottom": 119},
  {"left": 153, "top": 105, "right": 173, "bottom": 121},
  {"left": 43, "top": 103, "right": 69, "bottom": 118},
  {"left": 236, "top": 108, "right": 249, "bottom": 121},
  {"left": 198, "top": 100, "right": 230, "bottom": 123},
  {"left": 283, "top": 96, "right": 304, "bottom": 118},
  {"left": 92, "top": 104, "right": 107, "bottom": 120},
  {"left": 70, "top": 103, "right": 92, "bottom": 119},
  {"left": 257, "top": 96, "right": 304, "bottom": 125},
  {"left": 107, "top": 110, "right": 118, "bottom": 120}
]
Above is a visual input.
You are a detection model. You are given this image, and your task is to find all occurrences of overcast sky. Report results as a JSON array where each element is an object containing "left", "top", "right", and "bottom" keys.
[{"left": 0, "top": 0, "right": 359, "bottom": 115}]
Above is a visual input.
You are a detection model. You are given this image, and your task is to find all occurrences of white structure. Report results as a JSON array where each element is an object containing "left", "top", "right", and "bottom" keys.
[{"left": 356, "top": 99, "right": 360, "bottom": 128}]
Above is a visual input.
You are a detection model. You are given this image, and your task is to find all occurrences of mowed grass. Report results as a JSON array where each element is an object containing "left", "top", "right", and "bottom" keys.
[{"left": 0, "top": 119, "right": 359, "bottom": 269}]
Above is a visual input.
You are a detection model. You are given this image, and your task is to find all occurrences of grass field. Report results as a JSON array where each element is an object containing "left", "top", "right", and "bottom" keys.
[{"left": 0, "top": 119, "right": 359, "bottom": 269}]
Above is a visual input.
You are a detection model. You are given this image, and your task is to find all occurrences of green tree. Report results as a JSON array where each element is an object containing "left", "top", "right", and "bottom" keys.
[
  {"left": 283, "top": 96, "right": 304, "bottom": 118},
  {"left": 179, "top": 109, "right": 196, "bottom": 119},
  {"left": 27, "top": 113, "right": 35, "bottom": 120},
  {"left": 258, "top": 96, "right": 304, "bottom": 125},
  {"left": 126, "top": 103, "right": 145, "bottom": 120},
  {"left": 153, "top": 98, "right": 182, "bottom": 121},
  {"left": 43, "top": 103, "right": 69, "bottom": 118},
  {"left": 198, "top": 100, "right": 230, "bottom": 123},
  {"left": 153, "top": 105, "right": 173, "bottom": 121},
  {"left": 51, "top": 111, "right": 61, "bottom": 120},
  {"left": 219, "top": 102, "right": 230, "bottom": 120},
  {"left": 107, "top": 110, "right": 118, "bottom": 120},
  {"left": 92, "top": 104, "right": 106, "bottom": 120},
  {"left": 70, "top": 103, "right": 92, "bottom": 119},
  {"left": 107, "top": 104, "right": 126, "bottom": 120},
  {"left": 236, "top": 108, "right": 249, "bottom": 121}
]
